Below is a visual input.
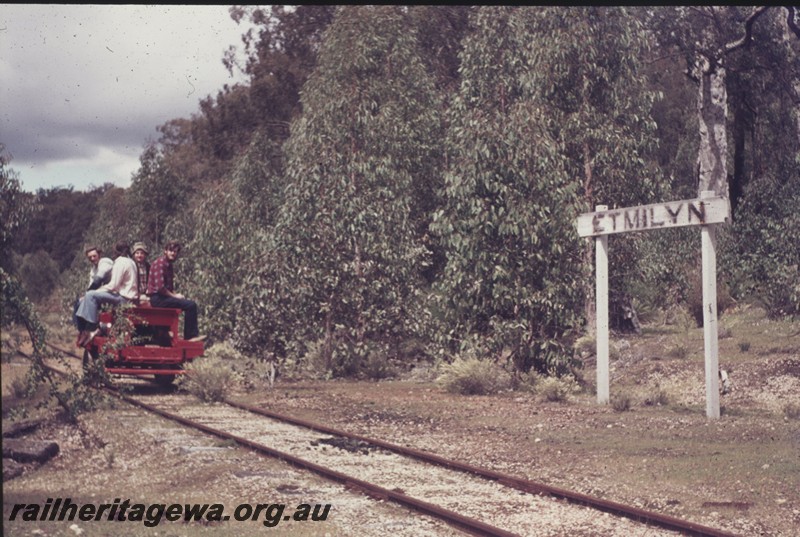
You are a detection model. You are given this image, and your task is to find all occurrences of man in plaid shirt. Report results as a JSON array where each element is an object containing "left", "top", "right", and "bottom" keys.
[{"left": 146, "top": 241, "right": 204, "bottom": 341}]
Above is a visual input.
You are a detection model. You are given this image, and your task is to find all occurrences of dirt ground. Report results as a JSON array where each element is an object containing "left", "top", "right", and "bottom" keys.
[{"left": 3, "top": 304, "right": 799, "bottom": 536}]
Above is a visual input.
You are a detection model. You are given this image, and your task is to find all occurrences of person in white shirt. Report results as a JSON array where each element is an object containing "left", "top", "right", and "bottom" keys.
[
  {"left": 76, "top": 241, "right": 139, "bottom": 347},
  {"left": 86, "top": 247, "right": 114, "bottom": 291},
  {"left": 73, "top": 246, "right": 113, "bottom": 332}
]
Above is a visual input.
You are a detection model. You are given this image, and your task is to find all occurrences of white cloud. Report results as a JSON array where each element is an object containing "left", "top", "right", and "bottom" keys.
[
  {"left": 0, "top": 4, "right": 253, "bottom": 192},
  {"left": 18, "top": 146, "right": 142, "bottom": 192}
]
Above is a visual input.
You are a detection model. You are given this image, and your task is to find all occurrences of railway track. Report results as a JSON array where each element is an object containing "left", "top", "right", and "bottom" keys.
[{"left": 37, "top": 344, "right": 739, "bottom": 536}]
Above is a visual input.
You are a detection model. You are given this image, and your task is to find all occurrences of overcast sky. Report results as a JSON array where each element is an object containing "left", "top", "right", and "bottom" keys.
[{"left": 1, "top": 4, "right": 254, "bottom": 193}]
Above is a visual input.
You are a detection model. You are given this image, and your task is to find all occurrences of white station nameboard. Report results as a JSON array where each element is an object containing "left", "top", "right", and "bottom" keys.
[
  {"left": 575, "top": 192, "right": 731, "bottom": 419},
  {"left": 576, "top": 195, "right": 730, "bottom": 238}
]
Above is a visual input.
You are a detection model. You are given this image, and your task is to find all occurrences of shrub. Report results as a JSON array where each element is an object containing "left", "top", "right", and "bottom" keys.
[
  {"left": 511, "top": 370, "right": 541, "bottom": 393},
  {"left": 665, "top": 306, "right": 696, "bottom": 332},
  {"left": 361, "top": 351, "right": 398, "bottom": 381},
  {"left": 202, "top": 340, "right": 243, "bottom": 362},
  {"left": 667, "top": 342, "right": 689, "bottom": 360},
  {"left": 611, "top": 392, "right": 632, "bottom": 412},
  {"left": 178, "top": 355, "right": 235, "bottom": 402},
  {"left": 194, "top": 340, "right": 282, "bottom": 392},
  {"left": 643, "top": 385, "right": 670, "bottom": 406},
  {"left": 436, "top": 357, "right": 511, "bottom": 395},
  {"left": 574, "top": 335, "right": 596, "bottom": 357},
  {"left": 738, "top": 341, "right": 751, "bottom": 353},
  {"left": 783, "top": 402, "right": 800, "bottom": 420},
  {"left": 537, "top": 376, "right": 576, "bottom": 403}
]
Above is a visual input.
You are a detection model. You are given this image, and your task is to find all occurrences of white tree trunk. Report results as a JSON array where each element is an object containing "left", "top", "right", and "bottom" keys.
[{"left": 696, "top": 56, "right": 729, "bottom": 197}]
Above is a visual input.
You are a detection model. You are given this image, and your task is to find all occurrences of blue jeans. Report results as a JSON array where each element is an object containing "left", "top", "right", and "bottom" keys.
[
  {"left": 76, "top": 290, "right": 128, "bottom": 328},
  {"left": 73, "top": 297, "right": 84, "bottom": 330},
  {"left": 149, "top": 295, "right": 199, "bottom": 340}
]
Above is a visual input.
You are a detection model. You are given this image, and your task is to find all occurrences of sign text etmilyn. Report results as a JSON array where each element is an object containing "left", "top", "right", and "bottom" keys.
[{"left": 576, "top": 196, "right": 730, "bottom": 238}]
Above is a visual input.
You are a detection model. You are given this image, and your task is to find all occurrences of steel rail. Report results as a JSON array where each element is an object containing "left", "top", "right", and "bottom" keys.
[
  {"left": 40, "top": 344, "right": 739, "bottom": 536},
  {"left": 34, "top": 346, "right": 516, "bottom": 536},
  {"left": 221, "top": 401, "right": 738, "bottom": 537},
  {"left": 119, "top": 392, "right": 519, "bottom": 537}
]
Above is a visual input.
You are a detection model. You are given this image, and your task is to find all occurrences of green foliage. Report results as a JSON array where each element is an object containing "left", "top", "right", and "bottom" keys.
[
  {"left": 242, "top": 6, "right": 444, "bottom": 372},
  {"left": 632, "top": 227, "right": 696, "bottom": 319},
  {"left": 78, "top": 186, "right": 134, "bottom": 263},
  {"left": 648, "top": 6, "right": 799, "bottom": 320},
  {"left": 127, "top": 144, "right": 187, "bottom": 249},
  {"left": 722, "top": 176, "right": 800, "bottom": 318},
  {"left": 1, "top": 149, "right": 41, "bottom": 273},
  {"left": 231, "top": 129, "right": 286, "bottom": 226},
  {"left": 227, "top": 5, "right": 336, "bottom": 129},
  {"left": 687, "top": 265, "right": 735, "bottom": 327},
  {"left": 527, "top": 6, "right": 662, "bottom": 208},
  {"left": 432, "top": 6, "right": 585, "bottom": 375},
  {"left": 18, "top": 250, "right": 60, "bottom": 303},
  {"left": 13, "top": 186, "right": 103, "bottom": 271},
  {"left": 526, "top": 7, "right": 665, "bottom": 333},
  {"left": 167, "top": 185, "right": 263, "bottom": 341},
  {"left": 407, "top": 6, "right": 472, "bottom": 93},
  {"left": 6, "top": 189, "right": 128, "bottom": 409},
  {"left": 1, "top": 268, "right": 103, "bottom": 421}
]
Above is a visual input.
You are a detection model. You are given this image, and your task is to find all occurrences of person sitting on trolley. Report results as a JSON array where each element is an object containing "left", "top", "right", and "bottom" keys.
[
  {"left": 146, "top": 241, "right": 205, "bottom": 342},
  {"left": 75, "top": 241, "right": 139, "bottom": 347},
  {"left": 131, "top": 241, "right": 150, "bottom": 304},
  {"left": 73, "top": 245, "right": 113, "bottom": 332}
]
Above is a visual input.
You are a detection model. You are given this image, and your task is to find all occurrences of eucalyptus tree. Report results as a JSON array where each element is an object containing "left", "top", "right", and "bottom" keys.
[
  {"left": 432, "top": 7, "right": 585, "bottom": 375},
  {"left": 650, "top": 6, "right": 799, "bottom": 200},
  {"left": 226, "top": 5, "right": 337, "bottom": 133},
  {"left": 253, "top": 6, "right": 444, "bottom": 375},
  {"left": 528, "top": 7, "right": 662, "bottom": 209},
  {"left": 650, "top": 6, "right": 800, "bottom": 315},
  {"left": 126, "top": 143, "right": 187, "bottom": 250},
  {"left": 160, "top": 126, "right": 288, "bottom": 344},
  {"left": 164, "top": 184, "right": 264, "bottom": 342}
]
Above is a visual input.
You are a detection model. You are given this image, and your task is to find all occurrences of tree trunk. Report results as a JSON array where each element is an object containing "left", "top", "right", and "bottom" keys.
[
  {"left": 729, "top": 102, "right": 747, "bottom": 217},
  {"left": 696, "top": 57, "right": 729, "bottom": 197}
]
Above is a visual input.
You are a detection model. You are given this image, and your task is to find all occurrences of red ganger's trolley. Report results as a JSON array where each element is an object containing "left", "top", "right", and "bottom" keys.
[{"left": 83, "top": 303, "right": 204, "bottom": 385}]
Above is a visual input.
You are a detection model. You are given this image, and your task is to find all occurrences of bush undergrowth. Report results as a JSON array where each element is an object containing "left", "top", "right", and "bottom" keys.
[{"left": 437, "top": 357, "right": 511, "bottom": 395}]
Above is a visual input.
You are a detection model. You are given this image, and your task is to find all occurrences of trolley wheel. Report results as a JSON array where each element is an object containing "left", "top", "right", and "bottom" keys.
[{"left": 153, "top": 374, "right": 178, "bottom": 386}]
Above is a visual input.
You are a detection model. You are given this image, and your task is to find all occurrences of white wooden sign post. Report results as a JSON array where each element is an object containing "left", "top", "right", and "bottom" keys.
[{"left": 576, "top": 191, "right": 730, "bottom": 418}]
